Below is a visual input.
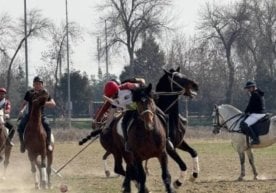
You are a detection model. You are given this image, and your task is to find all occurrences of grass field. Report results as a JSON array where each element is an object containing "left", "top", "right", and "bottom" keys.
[{"left": 1, "top": 128, "right": 276, "bottom": 193}]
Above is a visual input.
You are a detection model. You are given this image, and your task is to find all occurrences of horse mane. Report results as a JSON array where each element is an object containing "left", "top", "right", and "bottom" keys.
[{"left": 220, "top": 104, "right": 242, "bottom": 114}]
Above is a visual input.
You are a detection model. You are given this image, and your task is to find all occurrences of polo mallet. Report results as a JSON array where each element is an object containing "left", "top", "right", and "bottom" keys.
[{"left": 55, "top": 135, "right": 99, "bottom": 175}]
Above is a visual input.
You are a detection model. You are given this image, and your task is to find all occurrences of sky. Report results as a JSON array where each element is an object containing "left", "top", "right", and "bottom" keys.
[{"left": 0, "top": 0, "right": 231, "bottom": 84}]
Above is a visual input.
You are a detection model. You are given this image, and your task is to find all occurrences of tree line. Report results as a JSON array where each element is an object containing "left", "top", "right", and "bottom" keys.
[{"left": 0, "top": 0, "right": 275, "bottom": 119}]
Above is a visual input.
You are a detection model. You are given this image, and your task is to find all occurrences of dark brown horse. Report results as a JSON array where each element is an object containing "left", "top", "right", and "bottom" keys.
[
  {"left": 122, "top": 84, "right": 174, "bottom": 193},
  {"left": 0, "top": 108, "right": 12, "bottom": 180},
  {"left": 24, "top": 89, "right": 54, "bottom": 189}
]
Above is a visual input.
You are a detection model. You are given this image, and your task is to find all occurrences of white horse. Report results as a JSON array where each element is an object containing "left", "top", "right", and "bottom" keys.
[{"left": 212, "top": 104, "right": 276, "bottom": 181}]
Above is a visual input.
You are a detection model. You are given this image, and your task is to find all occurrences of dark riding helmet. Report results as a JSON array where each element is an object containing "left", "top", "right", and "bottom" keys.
[
  {"left": 244, "top": 81, "right": 256, "bottom": 89},
  {"left": 33, "top": 76, "right": 43, "bottom": 84}
]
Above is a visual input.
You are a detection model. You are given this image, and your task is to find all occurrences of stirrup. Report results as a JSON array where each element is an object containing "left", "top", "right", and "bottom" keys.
[{"left": 250, "top": 140, "right": 260, "bottom": 145}]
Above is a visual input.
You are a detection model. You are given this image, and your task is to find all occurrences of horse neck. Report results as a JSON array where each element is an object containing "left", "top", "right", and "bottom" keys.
[
  {"left": 29, "top": 105, "right": 42, "bottom": 126},
  {"left": 220, "top": 107, "right": 242, "bottom": 129},
  {"left": 156, "top": 77, "right": 179, "bottom": 115}
]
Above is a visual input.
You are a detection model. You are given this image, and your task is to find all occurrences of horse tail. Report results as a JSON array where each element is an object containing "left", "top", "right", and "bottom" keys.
[{"left": 79, "top": 128, "right": 102, "bottom": 146}]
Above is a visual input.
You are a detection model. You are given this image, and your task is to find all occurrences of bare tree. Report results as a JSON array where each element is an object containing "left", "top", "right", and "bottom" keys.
[
  {"left": 198, "top": 1, "right": 250, "bottom": 104},
  {"left": 41, "top": 21, "right": 82, "bottom": 103},
  {"left": 1, "top": 9, "right": 52, "bottom": 94},
  {"left": 97, "top": 0, "right": 171, "bottom": 76}
]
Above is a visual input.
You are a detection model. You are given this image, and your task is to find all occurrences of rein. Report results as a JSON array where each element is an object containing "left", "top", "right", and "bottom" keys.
[
  {"left": 154, "top": 73, "right": 187, "bottom": 113},
  {"left": 214, "top": 108, "right": 243, "bottom": 131}
]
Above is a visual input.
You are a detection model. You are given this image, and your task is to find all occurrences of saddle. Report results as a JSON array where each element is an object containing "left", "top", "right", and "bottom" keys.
[{"left": 251, "top": 114, "right": 271, "bottom": 136}]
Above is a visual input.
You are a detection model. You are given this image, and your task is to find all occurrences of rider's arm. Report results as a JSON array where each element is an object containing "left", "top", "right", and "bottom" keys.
[
  {"left": 45, "top": 98, "right": 56, "bottom": 108},
  {"left": 119, "top": 82, "right": 140, "bottom": 90},
  {"left": 94, "top": 101, "right": 111, "bottom": 122}
]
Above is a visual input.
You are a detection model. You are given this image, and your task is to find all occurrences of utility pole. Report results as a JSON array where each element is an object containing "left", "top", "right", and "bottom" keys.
[
  {"left": 65, "top": 0, "right": 71, "bottom": 128},
  {"left": 105, "top": 20, "right": 109, "bottom": 79},
  {"left": 24, "top": 0, "right": 28, "bottom": 89}
]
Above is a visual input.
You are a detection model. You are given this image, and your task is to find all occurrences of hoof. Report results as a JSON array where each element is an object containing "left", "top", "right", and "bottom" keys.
[
  {"left": 105, "top": 170, "right": 111, "bottom": 177},
  {"left": 173, "top": 179, "right": 182, "bottom": 189},
  {"left": 237, "top": 177, "right": 243, "bottom": 181},
  {"left": 189, "top": 175, "right": 196, "bottom": 182}
]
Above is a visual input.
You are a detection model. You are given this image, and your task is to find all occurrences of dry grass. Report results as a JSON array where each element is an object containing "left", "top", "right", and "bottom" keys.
[{"left": 0, "top": 127, "right": 276, "bottom": 193}]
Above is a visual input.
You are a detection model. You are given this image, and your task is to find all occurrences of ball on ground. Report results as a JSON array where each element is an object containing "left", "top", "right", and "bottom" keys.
[{"left": 60, "top": 184, "right": 68, "bottom": 192}]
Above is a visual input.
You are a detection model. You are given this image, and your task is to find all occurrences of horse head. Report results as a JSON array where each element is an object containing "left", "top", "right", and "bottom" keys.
[
  {"left": 212, "top": 104, "right": 243, "bottom": 134},
  {"left": 159, "top": 67, "right": 198, "bottom": 98},
  {"left": 132, "top": 84, "right": 156, "bottom": 130},
  {"left": 31, "top": 89, "right": 49, "bottom": 107}
]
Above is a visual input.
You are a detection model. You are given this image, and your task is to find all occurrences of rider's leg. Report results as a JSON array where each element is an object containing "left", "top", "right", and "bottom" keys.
[
  {"left": 4, "top": 120, "right": 15, "bottom": 146},
  {"left": 156, "top": 107, "right": 174, "bottom": 149},
  {"left": 42, "top": 115, "right": 53, "bottom": 151},
  {"left": 17, "top": 115, "right": 29, "bottom": 153},
  {"left": 240, "top": 121, "right": 260, "bottom": 145},
  {"left": 122, "top": 111, "right": 134, "bottom": 152},
  {"left": 103, "top": 107, "right": 116, "bottom": 130}
]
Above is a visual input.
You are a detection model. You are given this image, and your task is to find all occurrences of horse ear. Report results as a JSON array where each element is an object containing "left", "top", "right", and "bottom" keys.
[
  {"left": 146, "top": 83, "right": 152, "bottom": 94},
  {"left": 214, "top": 104, "right": 218, "bottom": 109},
  {"left": 176, "top": 66, "right": 180, "bottom": 72},
  {"left": 163, "top": 68, "right": 170, "bottom": 75}
]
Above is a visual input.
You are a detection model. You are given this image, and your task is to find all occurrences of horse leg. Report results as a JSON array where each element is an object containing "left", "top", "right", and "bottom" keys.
[
  {"left": 246, "top": 149, "right": 258, "bottom": 180},
  {"left": 30, "top": 159, "right": 39, "bottom": 189},
  {"left": 40, "top": 156, "right": 47, "bottom": 189},
  {"left": 47, "top": 152, "right": 53, "bottom": 189},
  {"left": 122, "top": 164, "right": 133, "bottom": 193},
  {"left": 177, "top": 140, "right": 199, "bottom": 181},
  {"left": 237, "top": 151, "right": 246, "bottom": 181},
  {"left": 144, "top": 159, "right": 150, "bottom": 175},
  {"left": 136, "top": 161, "right": 149, "bottom": 193},
  {"left": 166, "top": 147, "right": 187, "bottom": 188},
  {"left": 113, "top": 154, "right": 125, "bottom": 177},
  {"left": 159, "top": 152, "right": 175, "bottom": 193},
  {"left": 3, "top": 146, "right": 11, "bottom": 180},
  {"left": 102, "top": 151, "right": 112, "bottom": 177}
]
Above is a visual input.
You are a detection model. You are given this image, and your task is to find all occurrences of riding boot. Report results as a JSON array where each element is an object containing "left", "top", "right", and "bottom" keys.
[
  {"left": 248, "top": 126, "right": 260, "bottom": 145},
  {"left": 7, "top": 129, "right": 15, "bottom": 146},
  {"left": 122, "top": 112, "right": 132, "bottom": 152},
  {"left": 18, "top": 132, "right": 25, "bottom": 153}
]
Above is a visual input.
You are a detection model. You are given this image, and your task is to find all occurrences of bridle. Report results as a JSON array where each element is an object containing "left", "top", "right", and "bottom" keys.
[
  {"left": 154, "top": 72, "right": 186, "bottom": 113},
  {"left": 213, "top": 106, "right": 242, "bottom": 132}
]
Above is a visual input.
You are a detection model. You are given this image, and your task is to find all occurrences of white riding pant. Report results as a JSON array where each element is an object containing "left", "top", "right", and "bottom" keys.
[{"left": 244, "top": 113, "right": 266, "bottom": 126}]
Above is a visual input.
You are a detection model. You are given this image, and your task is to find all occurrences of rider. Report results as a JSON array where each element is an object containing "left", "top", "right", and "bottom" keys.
[
  {"left": 241, "top": 80, "right": 266, "bottom": 145},
  {"left": 93, "top": 78, "right": 145, "bottom": 151},
  {"left": 0, "top": 88, "right": 15, "bottom": 146},
  {"left": 17, "top": 76, "right": 56, "bottom": 153}
]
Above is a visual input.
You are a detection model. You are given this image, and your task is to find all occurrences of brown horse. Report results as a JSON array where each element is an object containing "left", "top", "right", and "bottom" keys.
[
  {"left": 0, "top": 108, "right": 12, "bottom": 180},
  {"left": 124, "top": 84, "right": 174, "bottom": 193},
  {"left": 80, "top": 84, "right": 175, "bottom": 193},
  {"left": 24, "top": 89, "right": 54, "bottom": 189}
]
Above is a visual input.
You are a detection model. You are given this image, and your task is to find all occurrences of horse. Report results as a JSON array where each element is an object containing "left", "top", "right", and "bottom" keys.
[
  {"left": 24, "top": 89, "right": 54, "bottom": 189},
  {"left": 123, "top": 84, "right": 174, "bottom": 193},
  {"left": 82, "top": 67, "right": 200, "bottom": 187},
  {"left": 154, "top": 67, "right": 200, "bottom": 184},
  {"left": 212, "top": 104, "right": 276, "bottom": 180},
  {"left": 0, "top": 108, "right": 12, "bottom": 180}
]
